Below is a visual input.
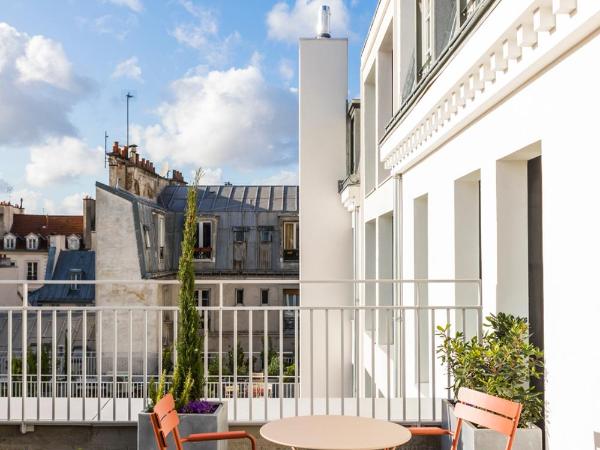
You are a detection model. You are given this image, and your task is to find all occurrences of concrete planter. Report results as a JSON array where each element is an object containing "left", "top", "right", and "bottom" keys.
[
  {"left": 441, "top": 399, "right": 542, "bottom": 450},
  {"left": 138, "top": 402, "right": 228, "bottom": 450}
]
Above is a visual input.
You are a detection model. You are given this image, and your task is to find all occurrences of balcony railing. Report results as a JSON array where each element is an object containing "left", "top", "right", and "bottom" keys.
[{"left": 0, "top": 278, "right": 481, "bottom": 425}]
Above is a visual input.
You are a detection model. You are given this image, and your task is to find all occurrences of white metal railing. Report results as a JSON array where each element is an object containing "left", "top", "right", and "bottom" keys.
[{"left": 0, "top": 279, "right": 482, "bottom": 425}]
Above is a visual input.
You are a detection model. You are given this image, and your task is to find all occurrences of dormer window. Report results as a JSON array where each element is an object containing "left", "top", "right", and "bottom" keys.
[
  {"left": 3, "top": 234, "right": 15, "bottom": 250},
  {"left": 67, "top": 234, "right": 80, "bottom": 250},
  {"left": 69, "top": 269, "right": 82, "bottom": 290},
  {"left": 26, "top": 234, "right": 39, "bottom": 250}
]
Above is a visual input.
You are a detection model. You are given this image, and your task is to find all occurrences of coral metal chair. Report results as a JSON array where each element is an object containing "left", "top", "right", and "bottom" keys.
[
  {"left": 409, "top": 387, "right": 523, "bottom": 450},
  {"left": 150, "top": 394, "right": 257, "bottom": 450}
]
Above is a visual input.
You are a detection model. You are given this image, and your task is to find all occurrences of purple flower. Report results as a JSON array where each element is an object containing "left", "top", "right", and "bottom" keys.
[{"left": 179, "top": 400, "right": 219, "bottom": 414}]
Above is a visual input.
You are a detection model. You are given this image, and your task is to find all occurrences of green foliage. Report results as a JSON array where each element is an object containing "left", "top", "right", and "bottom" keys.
[
  {"left": 171, "top": 169, "right": 205, "bottom": 402},
  {"left": 162, "top": 346, "right": 174, "bottom": 375},
  {"left": 208, "top": 343, "right": 249, "bottom": 376},
  {"left": 147, "top": 369, "right": 195, "bottom": 412},
  {"left": 11, "top": 346, "right": 39, "bottom": 375},
  {"left": 437, "top": 313, "right": 544, "bottom": 427}
]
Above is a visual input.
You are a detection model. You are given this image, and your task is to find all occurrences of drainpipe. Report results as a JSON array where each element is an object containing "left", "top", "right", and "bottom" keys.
[{"left": 392, "top": 174, "right": 403, "bottom": 398}]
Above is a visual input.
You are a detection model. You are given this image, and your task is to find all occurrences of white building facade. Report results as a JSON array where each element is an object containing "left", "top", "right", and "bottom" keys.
[{"left": 337, "top": 0, "right": 600, "bottom": 448}]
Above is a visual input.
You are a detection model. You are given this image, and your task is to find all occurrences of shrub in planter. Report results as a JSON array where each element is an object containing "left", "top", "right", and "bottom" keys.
[
  {"left": 437, "top": 312, "right": 544, "bottom": 428},
  {"left": 138, "top": 169, "right": 229, "bottom": 450}
]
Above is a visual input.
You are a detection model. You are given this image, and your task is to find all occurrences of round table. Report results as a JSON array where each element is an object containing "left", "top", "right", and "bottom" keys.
[{"left": 260, "top": 415, "right": 412, "bottom": 450}]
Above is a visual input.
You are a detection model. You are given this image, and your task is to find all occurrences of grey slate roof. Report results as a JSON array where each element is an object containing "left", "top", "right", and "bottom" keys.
[
  {"left": 29, "top": 251, "right": 95, "bottom": 305},
  {"left": 158, "top": 185, "right": 299, "bottom": 213}
]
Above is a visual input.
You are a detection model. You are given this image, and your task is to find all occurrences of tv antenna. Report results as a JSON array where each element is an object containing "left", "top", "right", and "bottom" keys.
[
  {"left": 125, "top": 91, "right": 135, "bottom": 148},
  {"left": 104, "top": 131, "right": 109, "bottom": 168}
]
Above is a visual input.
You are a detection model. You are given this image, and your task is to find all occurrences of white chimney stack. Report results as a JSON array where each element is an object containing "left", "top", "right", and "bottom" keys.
[{"left": 317, "top": 5, "right": 331, "bottom": 38}]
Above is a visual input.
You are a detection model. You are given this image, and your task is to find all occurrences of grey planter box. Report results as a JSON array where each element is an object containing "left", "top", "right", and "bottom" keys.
[
  {"left": 441, "top": 399, "right": 542, "bottom": 450},
  {"left": 138, "top": 402, "right": 228, "bottom": 450}
]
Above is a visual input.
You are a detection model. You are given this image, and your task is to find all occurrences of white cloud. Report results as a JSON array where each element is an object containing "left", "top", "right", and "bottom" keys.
[
  {"left": 266, "top": 0, "right": 350, "bottom": 42},
  {"left": 8, "top": 189, "right": 42, "bottom": 213},
  {"left": 104, "top": 0, "right": 143, "bottom": 13},
  {"left": 134, "top": 62, "right": 297, "bottom": 169},
  {"left": 56, "top": 192, "right": 89, "bottom": 215},
  {"left": 16, "top": 36, "right": 73, "bottom": 89},
  {"left": 198, "top": 167, "right": 223, "bottom": 185},
  {"left": 25, "top": 136, "right": 104, "bottom": 188},
  {"left": 0, "top": 22, "right": 89, "bottom": 146},
  {"left": 111, "top": 56, "right": 143, "bottom": 82},
  {"left": 171, "top": 4, "right": 239, "bottom": 67},
  {"left": 256, "top": 169, "right": 299, "bottom": 185},
  {"left": 278, "top": 58, "right": 294, "bottom": 81}
]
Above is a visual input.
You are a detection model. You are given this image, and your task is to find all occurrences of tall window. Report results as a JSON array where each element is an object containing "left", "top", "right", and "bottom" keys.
[
  {"left": 3, "top": 235, "right": 15, "bottom": 250},
  {"left": 283, "top": 222, "right": 299, "bottom": 261},
  {"left": 419, "top": 0, "right": 433, "bottom": 77},
  {"left": 235, "top": 289, "right": 244, "bottom": 305},
  {"left": 143, "top": 226, "right": 151, "bottom": 248},
  {"left": 26, "top": 235, "right": 39, "bottom": 250},
  {"left": 27, "top": 262, "right": 38, "bottom": 281},
  {"left": 195, "top": 220, "right": 213, "bottom": 260},
  {"left": 158, "top": 215, "right": 165, "bottom": 260},
  {"left": 261, "top": 289, "right": 269, "bottom": 305},
  {"left": 69, "top": 270, "right": 82, "bottom": 290}
]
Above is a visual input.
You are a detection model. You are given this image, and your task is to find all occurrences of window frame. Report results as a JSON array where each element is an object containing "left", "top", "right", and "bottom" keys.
[
  {"left": 3, "top": 234, "right": 16, "bottom": 250},
  {"left": 27, "top": 261, "right": 38, "bottom": 281},
  {"left": 195, "top": 219, "right": 214, "bottom": 261},
  {"left": 69, "top": 270, "right": 82, "bottom": 290},
  {"left": 26, "top": 234, "right": 39, "bottom": 251},
  {"left": 282, "top": 221, "right": 299, "bottom": 262},
  {"left": 235, "top": 288, "right": 244, "bottom": 306},
  {"left": 143, "top": 226, "right": 151, "bottom": 249},
  {"left": 261, "top": 289, "right": 269, "bottom": 306},
  {"left": 67, "top": 234, "right": 80, "bottom": 251},
  {"left": 157, "top": 215, "right": 166, "bottom": 260}
]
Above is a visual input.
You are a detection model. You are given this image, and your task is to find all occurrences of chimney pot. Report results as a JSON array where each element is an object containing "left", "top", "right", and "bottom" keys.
[{"left": 317, "top": 5, "right": 331, "bottom": 38}]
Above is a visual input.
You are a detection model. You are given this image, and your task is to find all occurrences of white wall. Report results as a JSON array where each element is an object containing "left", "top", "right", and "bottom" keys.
[
  {"left": 299, "top": 38, "right": 353, "bottom": 399},
  {"left": 358, "top": 0, "right": 600, "bottom": 445}
]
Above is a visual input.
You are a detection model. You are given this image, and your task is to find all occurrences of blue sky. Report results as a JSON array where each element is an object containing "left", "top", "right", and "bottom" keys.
[{"left": 0, "top": 0, "right": 376, "bottom": 214}]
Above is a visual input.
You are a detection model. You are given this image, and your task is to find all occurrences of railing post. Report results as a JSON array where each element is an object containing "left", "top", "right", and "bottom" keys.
[{"left": 22, "top": 283, "right": 28, "bottom": 424}]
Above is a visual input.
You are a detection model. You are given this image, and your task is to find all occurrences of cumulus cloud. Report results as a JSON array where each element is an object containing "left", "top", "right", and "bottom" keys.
[
  {"left": 256, "top": 169, "right": 299, "bottom": 185},
  {"left": 25, "top": 136, "right": 104, "bottom": 188},
  {"left": 198, "top": 167, "right": 223, "bottom": 185},
  {"left": 134, "top": 62, "right": 297, "bottom": 169},
  {"left": 266, "top": 0, "right": 350, "bottom": 42},
  {"left": 104, "top": 0, "right": 143, "bottom": 13},
  {"left": 111, "top": 56, "right": 143, "bottom": 82},
  {"left": 56, "top": 192, "right": 89, "bottom": 215},
  {"left": 0, "top": 22, "right": 90, "bottom": 146},
  {"left": 171, "top": 1, "right": 240, "bottom": 67}
]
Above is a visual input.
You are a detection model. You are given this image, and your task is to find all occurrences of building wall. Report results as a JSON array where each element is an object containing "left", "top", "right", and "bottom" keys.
[
  {"left": 358, "top": 0, "right": 600, "bottom": 447},
  {"left": 299, "top": 38, "right": 354, "bottom": 397}
]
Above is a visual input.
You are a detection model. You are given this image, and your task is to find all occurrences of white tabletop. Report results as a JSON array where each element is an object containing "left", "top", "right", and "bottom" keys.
[{"left": 260, "top": 415, "right": 412, "bottom": 450}]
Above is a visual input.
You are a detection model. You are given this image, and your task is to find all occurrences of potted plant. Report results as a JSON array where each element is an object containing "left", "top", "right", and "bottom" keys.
[
  {"left": 138, "top": 169, "right": 228, "bottom": 450},
  {"left": 437, "top": 313, "right": 544, "bottom": 450}
]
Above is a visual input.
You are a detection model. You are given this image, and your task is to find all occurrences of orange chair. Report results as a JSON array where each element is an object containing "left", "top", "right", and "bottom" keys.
[
  {"left": 150, "top": 394, "right": 257, "bottom": 450},
  {"left": 409, "top": 387, "right": 523, "bottom": 450}
]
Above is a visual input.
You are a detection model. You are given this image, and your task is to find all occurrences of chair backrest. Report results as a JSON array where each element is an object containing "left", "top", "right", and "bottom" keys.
[
  {"left": 151, "top": 393, "right": 183, "bottom": 450},
  {"left": 451, "top": 387, "right": 522, "bottom": 450}
]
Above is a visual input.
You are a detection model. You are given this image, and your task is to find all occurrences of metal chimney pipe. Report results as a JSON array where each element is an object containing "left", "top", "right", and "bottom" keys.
[{"left": 317, "top": 5, "right": 331, "bottom": 38}]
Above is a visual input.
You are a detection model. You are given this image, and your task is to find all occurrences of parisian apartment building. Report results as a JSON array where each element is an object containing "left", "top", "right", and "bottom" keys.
[{"left": 95, "top": 143, "right": 299, "bottom": 371}]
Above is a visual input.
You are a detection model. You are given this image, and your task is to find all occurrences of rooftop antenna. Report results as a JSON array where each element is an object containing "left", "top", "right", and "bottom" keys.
[
  {"left": 317, "top": 5, "right": 331, "bottom": 38},
  {"left": 104, "top": 131, "right": 109, "bottom": 168},
  {"left": 125, "top": 91, "right": 135, "bottom": 148}
]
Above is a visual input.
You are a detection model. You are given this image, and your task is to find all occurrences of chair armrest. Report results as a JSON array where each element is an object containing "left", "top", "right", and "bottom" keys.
[
  {"left": 181, "top": 431, "right": 257, "bottom": 450},
  {"left": 408, "top": 426, "right": 452, "bottom": 436}
]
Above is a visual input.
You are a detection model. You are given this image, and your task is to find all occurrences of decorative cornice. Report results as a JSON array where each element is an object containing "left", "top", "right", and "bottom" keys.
[{"left": 381, "top": 0, "right": 595, "bottom": 174}]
